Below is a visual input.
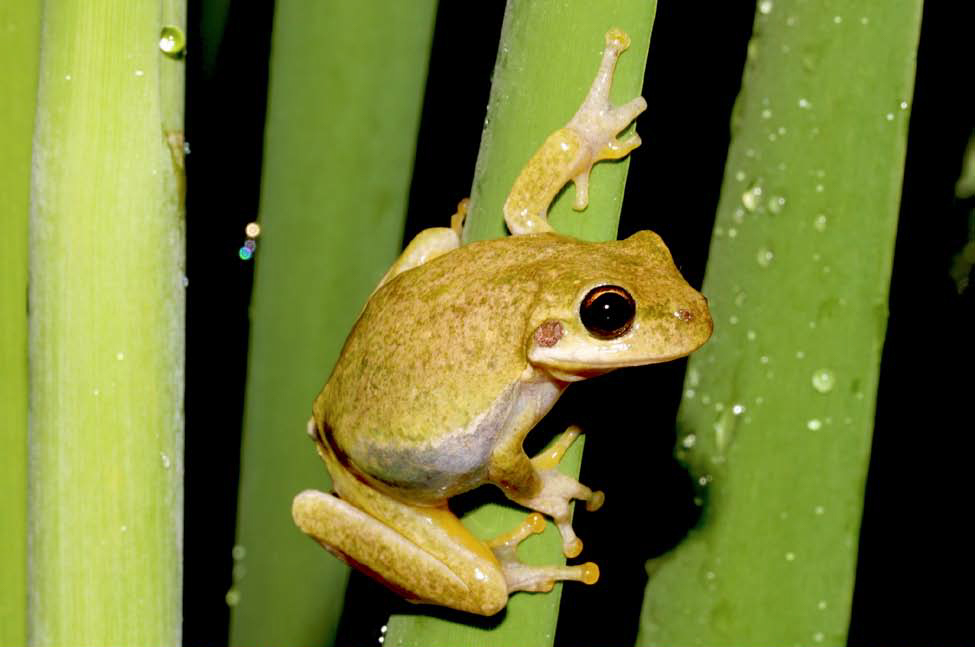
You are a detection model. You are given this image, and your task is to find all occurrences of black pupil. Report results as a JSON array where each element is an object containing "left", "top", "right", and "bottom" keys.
[{"left": 580, "top": 286, "right": 635, "bottom": 339}]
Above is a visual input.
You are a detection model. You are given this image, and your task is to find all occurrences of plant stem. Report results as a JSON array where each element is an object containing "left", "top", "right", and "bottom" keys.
[
  {"left": 27, "top": 1, "right": 186, "bottom": 644},
  {"left": 0, "top": 2, "right": 41, "bottom": 645}
]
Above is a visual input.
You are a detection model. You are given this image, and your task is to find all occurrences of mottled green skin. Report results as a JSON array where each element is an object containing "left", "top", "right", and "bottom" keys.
[{"left": 314, "top": 230, "right": 711, "bottom": 502}]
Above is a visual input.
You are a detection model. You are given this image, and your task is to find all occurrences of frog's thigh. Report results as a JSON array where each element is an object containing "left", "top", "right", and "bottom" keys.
[{"left": 293, "top": 490, "right": 508, "bottom": 616}]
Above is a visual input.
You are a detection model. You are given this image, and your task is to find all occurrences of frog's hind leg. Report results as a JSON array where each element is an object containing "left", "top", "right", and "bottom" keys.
[
  {"left": 293, "top": 489, "right": 507, "bottom": 615},
  {"left": 488, "top": 513, "right": 599, "bottom": 593},
  {"left": 294, "top": 420, "right": 509, "bottom": 615}
]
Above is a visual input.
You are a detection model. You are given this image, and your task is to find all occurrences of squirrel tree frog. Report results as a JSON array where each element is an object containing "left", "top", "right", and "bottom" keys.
[{"left": 292, "top": 28, "right": 712, "bottom": 616}]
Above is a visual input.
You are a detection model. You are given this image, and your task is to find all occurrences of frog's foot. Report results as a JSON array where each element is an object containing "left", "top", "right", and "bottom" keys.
[
  {"left": 488, "top": 513, "right": 599, "bottom": 593},
  {"left": 565, "top": 28, "right": 647, "bottom": 212},
  {"left": 509, "top": 426, "right": 604, "bottom": 558}
]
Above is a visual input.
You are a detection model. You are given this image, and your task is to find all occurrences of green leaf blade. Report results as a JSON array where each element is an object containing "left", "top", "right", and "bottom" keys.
[{"left": 639, "top": 2, "right": 923, "bottom": 644}]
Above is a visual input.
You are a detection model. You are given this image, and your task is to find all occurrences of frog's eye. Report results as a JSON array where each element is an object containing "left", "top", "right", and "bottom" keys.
[{"left": 580, "top": 285, "right": 635, "bottom": 339}]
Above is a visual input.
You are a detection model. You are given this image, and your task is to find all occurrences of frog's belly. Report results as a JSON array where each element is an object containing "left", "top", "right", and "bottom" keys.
[{"left": 333, "top": 384, "right": 521, "bottom": 504}]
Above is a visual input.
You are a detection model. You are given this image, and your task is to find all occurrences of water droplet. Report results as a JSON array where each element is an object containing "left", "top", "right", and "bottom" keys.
[
  {"left": 798, "top": 97, "right": 811, "bottom": 109},
  {"left": 116, "top": 351, "right": 125, "bottom": 361},
  {"left": 232, "top": 544, "right": 247, "bottom": 560},
  {"left": 759, "top": 355, "right": 770, "bottom": 364},
  {"left": 684, "top": 388, "right": 696, "bottom": 399},
  {"left": 682, "top": 434, "right": 697, "bottom": 449},
  {"left": 181, "top": 275, "right": 189, "bottom": 288},
  {"left": 120, "top": 524, "right": 128, "bottom": 532},
  {"left": 159, "top": 25, "right": 186, "bottom": 57},
  {"left": 813, "top": 632, "right": 825, "bottom": 642},
  {"left": 732, "top": 403, "right": 746, "bottom": 416},
  {"left": 885, "top": 112, "right": 895, "bottom": 121},
  {"left": 245, "top": 222, "right": 261, "bottom": 238},
  {"left": 795, "top": 350, "right": 806, "bottom": 359},
  {"left": 814, "top": 213, "right": 828, "bottom": 231},
  {"left": 741, "top": 183, "right": 764, "bottom": 211},
  {"left": 160, "top": 452, "right": 171, "bottom": 469},
  {"left": 860, "top": 16, "right": 870, "bottom": 25},
  {"left": 785, "top": 551, "right": 796, "bottom": 561},
  {"left": 761, "top": 108, "right": 773, "bottom": 119},
  {"left": 757, "top": 247, "right": 775, "bottom": 267},
  {"left": 758, "top": 0, "right": 773, "bottom": 14},
  {"left": 818, "top": 599, "right": 828, "bottom": 609},
  {"left": 768, "top": 195, "right": 786, "bottom": 214},
  {"left": 134, "top": 69, "right": 144, "bottom": 77},
  {"left": 814, "top": 505, "right": 826, "bottom": 516},
  {"left": 729, "top": 315, "right": 739, "bottom": 325},
  {"left": 225, "top": 588, "right": 240, "bottom": 607},
  {"left": 833, "top": 15, "right": 843, "bottom": 24},
  {"left": 183, "top": 141, "right": 191, "bottom": 155},
  {"left": 233, "top": 562, "right": 247, "bottom": 581},
  {"left": 746, "top": 329, "right": 757, "bottom": 341},
  {"left": 811, "top": 369, "right": 836, "bottom": 393},
  {"left": 815, "top": 183, "right": 825, "bottom": 193},
  {"left": 899, "top": 100, "right": 908, "bottom": 110},
  {"left": 807, "top": 419, "right": 823, "bottom": 431},
  {"left": 786, "top": 15, "right": 797, "bottom": 26},
  {"left": 93, "top": 388, "right": 100, "bottom": 396},
  {"left": 728, "top": 227, "right": 739, "bottom": 238}
]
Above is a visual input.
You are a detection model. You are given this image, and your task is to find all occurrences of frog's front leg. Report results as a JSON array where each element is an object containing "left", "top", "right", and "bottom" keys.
[
  {"left": 503, "top": 28, "right": 647, "bottom": 235},
  {"left": 371, "top": 199, "right": 467, "bottom": 294},
  {"left": 491, "top": 425, "right": 604, "bottom": 558}
]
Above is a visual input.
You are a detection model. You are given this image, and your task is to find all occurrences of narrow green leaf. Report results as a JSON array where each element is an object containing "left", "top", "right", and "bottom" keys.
[
  {"left": 387, "top": 1, "right": 655, "bottom": 645},
  {"left": 0, "top": 2, "right": 41, "bottom": 644},
  {"left": 229, "top": 3, "right": 438, "bottom": 645},
  {"left": 27, "top": 1, "right": 186, "bottom": 644},
  {"left": 638, "top": 1, "right": 923, "bottom": 644}
]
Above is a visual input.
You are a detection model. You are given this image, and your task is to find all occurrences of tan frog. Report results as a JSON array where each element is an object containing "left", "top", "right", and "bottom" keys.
[{"left": 292, "top": 28, "right": 712, "bottom": 616}]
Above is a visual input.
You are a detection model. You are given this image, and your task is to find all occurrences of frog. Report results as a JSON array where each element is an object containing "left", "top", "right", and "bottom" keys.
[{"left": 292, "top": 28, "right": 712, "bottom": 616}]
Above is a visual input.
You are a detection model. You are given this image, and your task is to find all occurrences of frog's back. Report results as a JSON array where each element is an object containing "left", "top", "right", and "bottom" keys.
[{"left": 316, "top": 234, "right": 566, "bottom": 493}]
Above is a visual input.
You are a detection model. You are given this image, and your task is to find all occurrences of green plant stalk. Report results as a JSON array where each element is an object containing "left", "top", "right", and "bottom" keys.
[
  {"left": 27, "top": 1, "right": 186, "bottom": 645},
  {"left": 0, "top": 2, "right": 41, "bottom": 645},
  {"left": 386, "top": 1, "right": 655, "bottom": 645},
  {"left": 229, "top": 3, "right": 437, "bottom": 645},
  {"left": 638, "top": 1, "right": 922, "bottom": 645}
]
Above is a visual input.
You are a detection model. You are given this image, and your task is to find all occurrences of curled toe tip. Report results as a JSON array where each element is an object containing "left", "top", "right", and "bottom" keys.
[
  {"left": 527, "top": 513, "right": 547, "bottom": 534},
  {"left": 564, "top": 537, "right": 583, "bottom": 559},
  {"left": 581, "top": 562, "right": 600, "bottom": 585},
  {"left": 605, "top": 28, "right": 631, "bottom": 50},
  {"left": 586, "top": 491, "right": 605, "bottom": 512}
]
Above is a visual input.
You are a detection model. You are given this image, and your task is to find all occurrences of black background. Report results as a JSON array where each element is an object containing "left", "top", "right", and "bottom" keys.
[{"left": 182, "top": 2, "right": 975, "bottom": 645}]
